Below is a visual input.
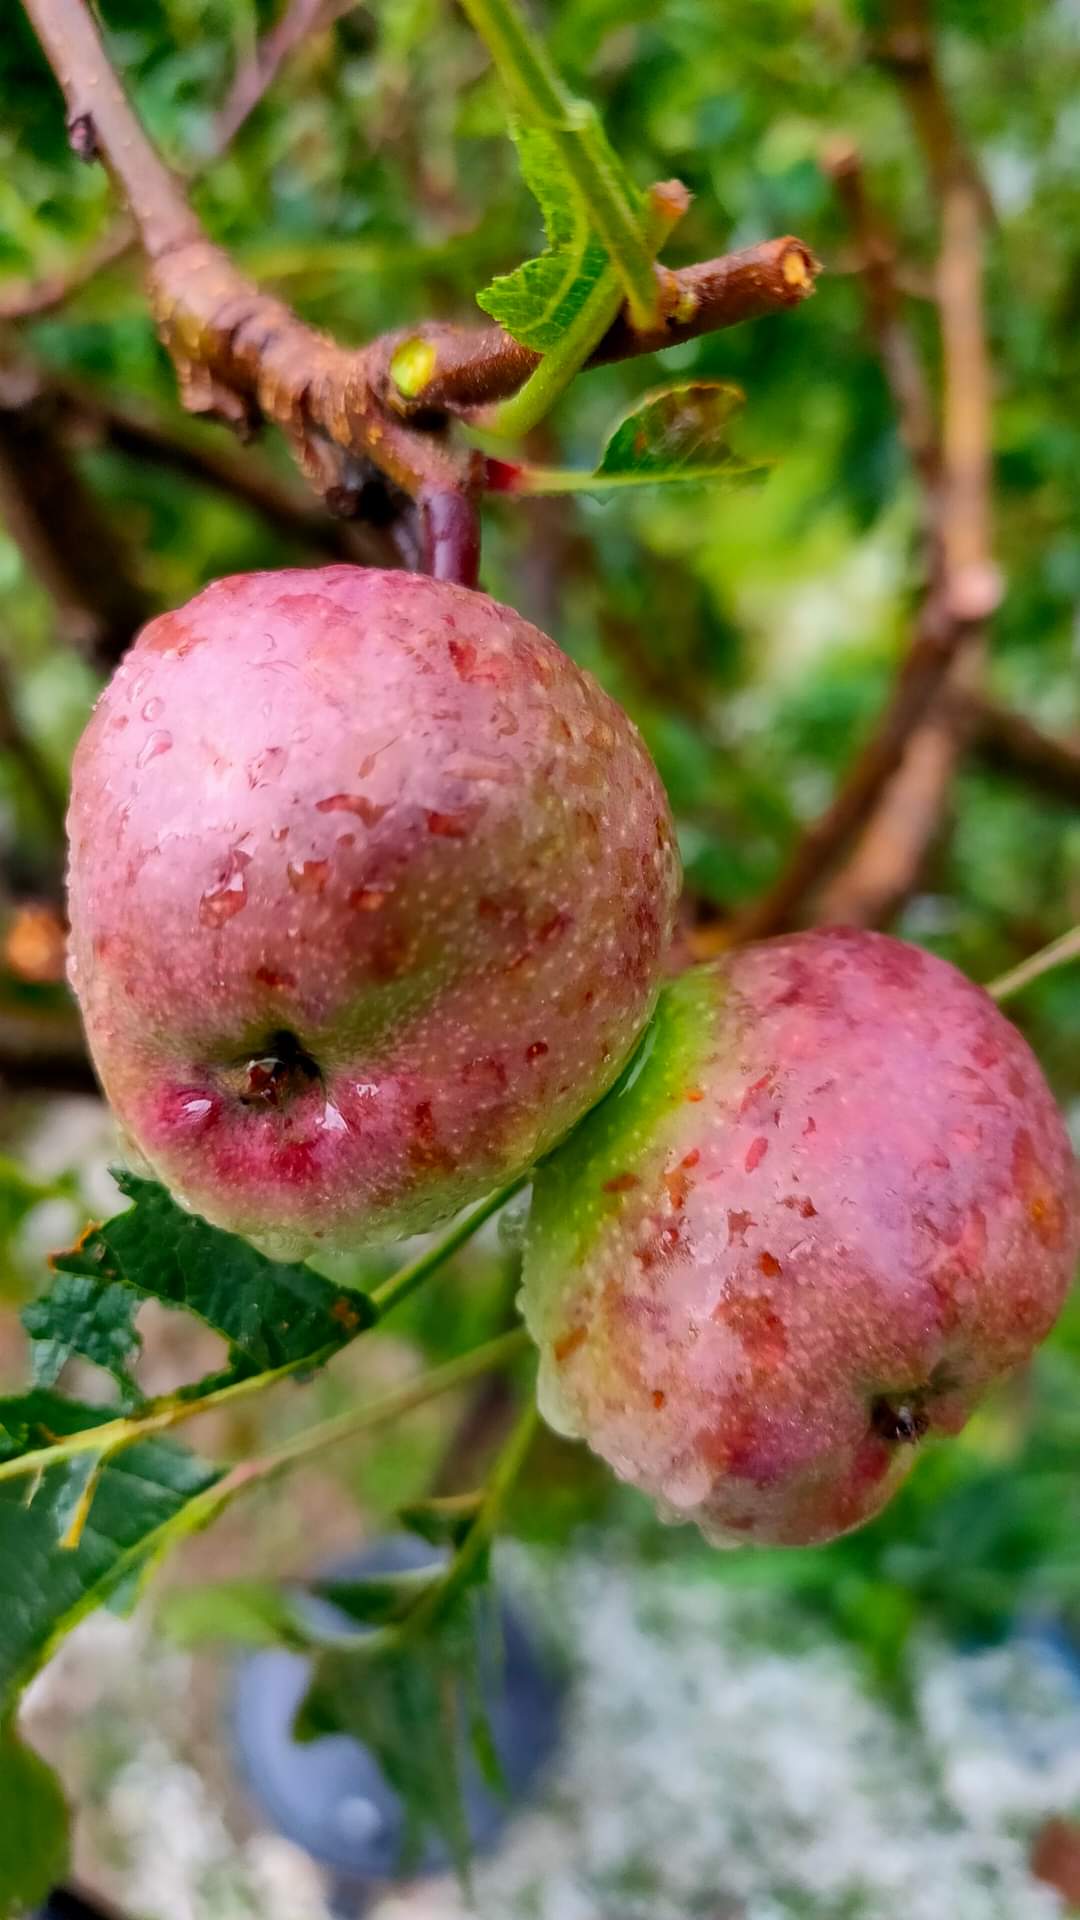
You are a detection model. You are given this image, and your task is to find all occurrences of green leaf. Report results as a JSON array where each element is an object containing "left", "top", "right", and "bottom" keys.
[
  {"left": 514, "top": 382, "right": 766, "bottom": 493},
  {"left": 313, "top": 1567, "right": 441, "bottom": 1628},
  {"left": 160, "top": 1579, "right": 311, "bottom": 1651},
  {"left": 477, "top": 124, "right": 609, "bottom": 351},
  {"left": 0, "top": 1724, "right": 69, "bottom": 1915},
  {"left": 40, "top": 1172, "right": 372, "bottom": 1385},
  {"left": 23, "top": 1272, "right": 143, "bottom": 1399},
  {"left": 297, "top": 1574, "right": 498, "bottom": 1879},
  {"left": 0, "top": 1390, "right": 221, "bottom": 1705}
]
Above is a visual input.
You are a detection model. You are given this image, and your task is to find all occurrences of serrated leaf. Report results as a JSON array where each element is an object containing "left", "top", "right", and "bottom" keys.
[
  {"left": 43, "top": 1172, "right": 372, "bottom": 1384},
  {"left": 23, "top": 1271, "right": 143, "bottom": 1399},
  {"left": 0, "top": 1390, "right": 221, "bottom": 1705},
  {"left": 511, "top": 382, "right": 766, "bottom": 494},
  {"left": 0, "top": 1723, "right": 69, "bottom": 1915},
  {"left": 477, "top": 124, "right": 608, "bottom": 351}
]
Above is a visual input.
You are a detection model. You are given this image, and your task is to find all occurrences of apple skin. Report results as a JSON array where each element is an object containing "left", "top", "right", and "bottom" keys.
[
  {"left": 523, "top": 928, "right": 1079, "bottom": 1547},
  {"left": 66, "top": 567, "right": 680, "bottom": 1255}
]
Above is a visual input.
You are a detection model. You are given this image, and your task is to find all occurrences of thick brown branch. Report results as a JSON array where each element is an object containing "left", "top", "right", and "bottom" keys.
[
  {"left": 875, "top": 0, "right": 989, "bottom": 207},
  {"left": 382, "top": 239, "right": 819, "bottom": 417},
  {"left": 22, "top": 0, "right": 202, "bottom": 262},
  {"left": 0, "top": 359, "right": 152, "bottom": 667}
]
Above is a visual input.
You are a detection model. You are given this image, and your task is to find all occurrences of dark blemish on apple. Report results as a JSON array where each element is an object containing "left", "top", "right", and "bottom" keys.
[
  {"left": 870, "top": 1397, "right": 929, "bottom": 1443},
  {"left": 426, "top": 810, "right": 470, "bottom": 838},
  {"left": 727, "top": 1209, "right": 755, "bottom": 1246},
  {"left": 254, "top": 966, "right": 298, "bottom": 990}
]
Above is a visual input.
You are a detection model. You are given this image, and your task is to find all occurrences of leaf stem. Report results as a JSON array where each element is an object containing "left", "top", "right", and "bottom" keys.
[
  {"left": 489, "top": 183, "right": 687, "bottom": 439},
  {"left": 986, "top": 924, "right": 1080, "bottom": 1003},
  {"left": 240, "top": 1328, "right": 530, "bottom": 1492},
  {"left": 369, "top": 1175, "right": 528, "bottom": 1315},
  {"left": 408, "top": 1392, "right": 538, "bottom": 1637},
  {"left": 457, "top": 0, "right": 660, "bottom": 329}
]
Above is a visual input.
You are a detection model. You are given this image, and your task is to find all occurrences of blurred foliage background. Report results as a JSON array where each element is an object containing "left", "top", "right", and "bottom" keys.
[{"left": 0, "top": 0, "right": 1079, "bottom": 1905}]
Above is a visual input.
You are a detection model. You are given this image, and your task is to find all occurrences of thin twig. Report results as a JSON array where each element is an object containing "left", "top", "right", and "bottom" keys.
[
  {"left": 730, "top": 7, "right": 996, "bottom": 941},
  {"left": 210, "top": 0, "right": 359, "bottom": 152},
  {"left": 987, "top": 925, "right": 1080, "bottom": 1004},
  {"left": 1, "top": 0, "right": 355, "bottom": 323},
  {"left": 820, "top": 138, "right": 939, "bottom": 502},
  {"left": 967, "top": 695, "right": 1080, "bottom": 808},
  {"left": 0, "top": 356, "right": 152, "bottom": 667}
]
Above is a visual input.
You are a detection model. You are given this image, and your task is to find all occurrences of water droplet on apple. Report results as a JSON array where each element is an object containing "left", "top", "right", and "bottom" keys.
[
  {"left": 199, "top": 863, "right": 249, "bottom": 926},
  {"left": 247, "top": 745, "right": 288, "bottom": 788},
  {"left": 137, "top": 730, "right": 172, "bottom": 767}
]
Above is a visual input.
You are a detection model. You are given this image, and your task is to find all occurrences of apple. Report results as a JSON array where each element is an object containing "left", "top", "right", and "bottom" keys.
[
  {"left": 67, "top": 567, "right": 680, "bottom": 1254},
  {"left": 523, "top": 928, "right": 1079, "bottom": 1546}
]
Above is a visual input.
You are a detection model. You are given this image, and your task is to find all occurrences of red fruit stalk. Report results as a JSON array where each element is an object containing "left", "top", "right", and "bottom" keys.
[
  {"left": 67, "top": 568, "right": 680, "bottom": 1254},
  {"left": 523, "top": 928, "right": 1079, "bottom": 1546}
]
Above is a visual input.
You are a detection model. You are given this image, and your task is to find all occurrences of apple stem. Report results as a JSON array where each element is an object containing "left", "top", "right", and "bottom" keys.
[{"left": 420, "top": 488, "right": 482, "bottom": 587}]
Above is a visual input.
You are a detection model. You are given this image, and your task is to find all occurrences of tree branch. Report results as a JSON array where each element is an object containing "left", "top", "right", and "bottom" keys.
[
  {"left": 382, "top": 238, "right": 819, "bottom": 417},
  {"left": 967, "top": 695, "right": 1080, "bottom": 807},
  {"left": 2, "top": 0, "right": 355, "bottom": 323},
  {"left": 34, "top": 359, "right": 400, "bottom": 568},
  {"left": 20, "top": 0, "right": 818, "bottom": 523},
  {"left": 820, "top": 140, "right": 939, "bottom": 501},
  {"left": 210, "top": 0, "right": 359, "bottom": 153},
  {"left": 729, "top": 10, "right": 996, "bottom": 941},
  {"left": 0, "top": 356, "right": 152, "bottom": 667}
]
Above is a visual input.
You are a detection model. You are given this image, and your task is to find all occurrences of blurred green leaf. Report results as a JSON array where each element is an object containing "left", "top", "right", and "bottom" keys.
[
  {"left": 297, "top": 1570, "right": 498, "bottom": 1878},
  {"left": 160, "top": 1579, "right": 311, "bottom": 1651},
  {"left": 0, "top": 1723, "right": 69, "bottom": 1915}
]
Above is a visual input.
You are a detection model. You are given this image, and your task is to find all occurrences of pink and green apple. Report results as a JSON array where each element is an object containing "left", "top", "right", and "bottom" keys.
[
  {"left": 66, "top": 567, "right": 680, "bottom": 1254},
  {"left": 523, "top": 928, "right": 1079, "bottom": 1546}
]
